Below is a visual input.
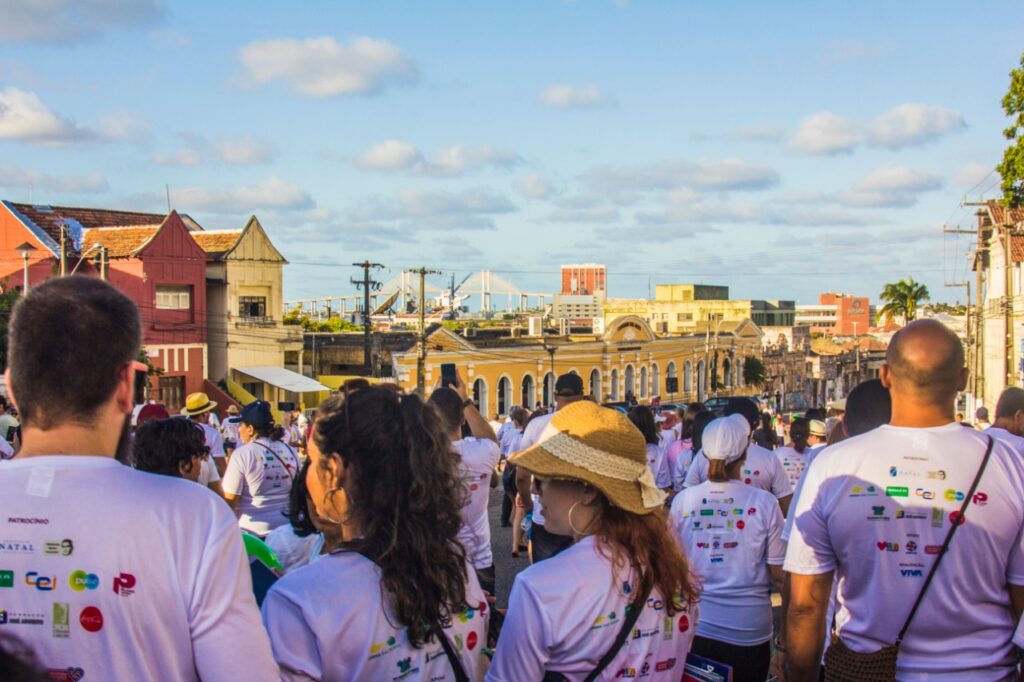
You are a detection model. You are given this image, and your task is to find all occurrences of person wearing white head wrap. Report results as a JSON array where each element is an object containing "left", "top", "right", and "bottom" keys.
[{"left": 670, "top": 413, "right": 787, "bottom": 681}]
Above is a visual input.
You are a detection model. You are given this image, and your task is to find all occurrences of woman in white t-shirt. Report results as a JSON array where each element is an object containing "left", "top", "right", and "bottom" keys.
[
  {"left": 262, "top": 383, "right": 489, "bottom": 681},
  {"left": 222, "top": 401, "right": 301, "bottom": 537},
  {"left": 265, "top": 458, "right": 343, "bottom": 575},
  {"left": 670, "top": 413, "right": 785, "bottom": 682},
  {"left": 667, "top": 409, "right": 716, "bottom": 493},
  {"left": 489, "top": 401, "right": 700, "bottom": 681},
  {"left": 628, "top": 405, "right": 672, "bottom": 493},
  {"left": 773, "top": 416, "right": 812, "bottom": 491}
]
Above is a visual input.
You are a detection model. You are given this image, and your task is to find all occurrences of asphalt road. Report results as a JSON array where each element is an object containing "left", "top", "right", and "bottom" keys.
[{"left": 487, "top": 486, "right": 530, "bottom": 609}]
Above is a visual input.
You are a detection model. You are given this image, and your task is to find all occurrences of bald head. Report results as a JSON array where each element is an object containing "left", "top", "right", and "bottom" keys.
[{"left": 884, "top": 319, "right": 966, "bottom": 406}]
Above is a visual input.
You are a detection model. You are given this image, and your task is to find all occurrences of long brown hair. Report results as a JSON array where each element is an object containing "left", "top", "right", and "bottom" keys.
[
  {"left": 314, "top": 386, "right": 469, "bottom": 647},
  {"left": 707, "top": 454, "right": 745, "bottom": 483},
  {"left": 592, "top": 495, "right": 700, "bottom": 614}
]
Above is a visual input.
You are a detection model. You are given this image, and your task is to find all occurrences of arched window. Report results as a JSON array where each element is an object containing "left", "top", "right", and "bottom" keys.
[
  {"left": 684, "top": 360, "right": 693, "bottom": 393},
  {"left": 610, "top": 369, "right": 619, "bottom": 401},
  {"left": 542, "top": 372, "right": 555, "bottom": 407},
  {"left": 722, "top": 359, "right": 732, "bottom": 388},
  {"left": 589, "top": 368, "right": 601, "bottom": 400},
  {"left": 624, "top": 365, "right": 635, "bottom": 399},
  {"left": 651, "top": 364, "right": 660, "bottom": 399},
  {"left": 497, "top": 376, "right": 512, "bottom": 416},
  {"left": 666, "top": 361, "right": 677, "bottom": 396},
  {"left": 696, "top": 360, "right": 706, "bottom": 400},
  {"left": 473, "top": 378, "right": 488, "bottom": 416},
  {"left": 639, "top": 366, "right": 648, "bottom": 399},
  {"left": 521, "top": 374, "right": 535, "bottom": 407}
]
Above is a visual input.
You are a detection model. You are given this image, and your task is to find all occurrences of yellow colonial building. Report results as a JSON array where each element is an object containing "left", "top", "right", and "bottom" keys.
[
  {"left": 604, "top": 284, "right": 795, "bottom": 335},
  {"left": 193, "top": 216, "right": 304, "bottom": 398},
  {"left": 391, "top": 315, "right": 763, "bottom": 416}
]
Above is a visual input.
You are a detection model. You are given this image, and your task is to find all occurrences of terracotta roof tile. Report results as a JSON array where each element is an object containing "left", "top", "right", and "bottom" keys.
[
  {"left": 988, "top": 200, "right": 1024, "bottom": 226},
  {"left": 81, "top": 226, "right": 160, "bottom": 259},
  {"left": 4, "top": 202, "right": 202, "bottom": 249},
  {"left": 192, "top": 230, "right": 241, "bottom": 256}
]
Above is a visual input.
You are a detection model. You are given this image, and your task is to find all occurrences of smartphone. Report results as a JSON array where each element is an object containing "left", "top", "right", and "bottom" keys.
[{"left": 441, "top": 363, "right": 457, "bottom": 388}]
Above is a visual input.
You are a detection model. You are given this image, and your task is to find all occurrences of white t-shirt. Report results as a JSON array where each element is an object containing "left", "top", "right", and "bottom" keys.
[
  {"left": 0, "top": 437, "right": 14, "bottom": 459},
  {"left": 670, "top": 479, "right": 785, "bottom": 645},
  {"left": 518, "top": 412, "right": 555, "bottom": 526},
  {"left": 454, "top": 437, "right": 501, "bottom": 570},
  {"left": 0, "top": 455, "right": 277, "bottom": 681},
  {"left": 222, "top": 438, "right": 300, "bottom": 536},
  {"left": 986, "top": 426, "right": 1024, "bottom": 456},
  {"left": 668, "top": 445, "right": 694, "bottom": 493},
  {"left": 198, "top": 455, "right": 221, "bottom": 487},
  {"left": 263, "top": 551, "right": 489, "bottom": 681},
  {"left": 645, "top": 443, "right": 671, "bottom": 490},
  {"left": 785, "top": 423, "right": 1024, "bottom": 680},
  {"left": 221, "top": 416, "right": 242, "bottom": 447},
  {"left": 488, "top": 535, "right": 698, "bottom": 681},
  {"left": 199, "top": 422, "right": 226, "bottom": 458},
  {"left": 684, "top": 443, "right": 792, "bottom": 500},
  {"left": 265, "top": 525, "right": 325, "bottom": 575},
  {"left": 774, "top": 445, "right": 811, "bottom": 490}
]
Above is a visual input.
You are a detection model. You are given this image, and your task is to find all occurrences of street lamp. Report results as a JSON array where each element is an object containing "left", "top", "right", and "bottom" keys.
[{"left": 14, "top": 242, "right": 37, "bottom": 294}]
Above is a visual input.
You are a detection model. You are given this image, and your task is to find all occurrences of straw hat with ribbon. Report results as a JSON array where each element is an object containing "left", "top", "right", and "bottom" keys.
[
  {"left": 509, "top": 400, "right": 666, "bottom": 515},
  {"left": 180, "top": 392, "right": 217, "bottom": 417}
]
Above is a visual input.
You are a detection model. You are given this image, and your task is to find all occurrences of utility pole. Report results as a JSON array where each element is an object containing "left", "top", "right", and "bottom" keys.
[
  {"left": 59, "top": 224, "right": 67, "bottom": 277},
  {"left": 98, "top": 247, "right": 108, "bottom": 281},
  {"left": 950, "top": 208, "right": 989, "bottom": 409},
  {"left": 411, "top": 267, "right": 441, "bottom": 395},
  {"left": 351, "top": 261, "right": 384, "bottom": 376}
]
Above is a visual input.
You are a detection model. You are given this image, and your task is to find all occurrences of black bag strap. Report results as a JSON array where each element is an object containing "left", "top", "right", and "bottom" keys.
[
  {"left": 253, "top": 440, "right": 297, "bottom": 481},
  {"left": 584, "top": 578, "right": 654, "bottom": 682},
  {"left": 346, "top": 545, "right": 469, "bottom": 682},
  {"left": 895, "top": 434, "right": 994, "bottom": 647}
]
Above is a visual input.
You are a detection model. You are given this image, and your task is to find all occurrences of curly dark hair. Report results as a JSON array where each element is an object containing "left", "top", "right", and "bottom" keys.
[
  {"left": 628, "top": 405, "right": 660, "bottom": 446},
  {"left": 314, "top": 386, "right": 469, "bottom": 647},
  {"left": 133, "top": 417, "right": 209, "bottom": 478}
]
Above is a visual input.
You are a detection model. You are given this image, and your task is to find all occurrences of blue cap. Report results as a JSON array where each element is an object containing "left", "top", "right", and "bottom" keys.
[{"left": 241, "top": 400, "right": 274, "bottom": 428}]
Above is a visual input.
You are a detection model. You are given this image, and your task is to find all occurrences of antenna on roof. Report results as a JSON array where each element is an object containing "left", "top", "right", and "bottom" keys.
[{"left": 165, "top": 184, "right": 171, "bottom": 212}]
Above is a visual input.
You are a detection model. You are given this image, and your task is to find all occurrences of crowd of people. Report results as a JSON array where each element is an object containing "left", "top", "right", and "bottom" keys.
[{"left": 2, "top": 276, "right": 1024, "bottom": 681}]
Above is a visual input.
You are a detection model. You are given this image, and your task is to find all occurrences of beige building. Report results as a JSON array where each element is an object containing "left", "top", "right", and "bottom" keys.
[
  {"left": 604, "top": 284, "right": 794, "bottom": 335},
  {"left": 193, "top": 216, "right": 304, "bottom": 395},
  {"left": 390, "top": 315, "right": 763, "bottom": 415}
]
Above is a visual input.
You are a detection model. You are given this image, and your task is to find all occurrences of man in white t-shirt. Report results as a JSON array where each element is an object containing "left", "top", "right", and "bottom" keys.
[
  {"left": 986, "top": 387, "right": 1024, "bottom": 456},
  {"left": 785, "top": 320, "right": 1024, "bottom": 681},
  {"left": 514, "top": 373, "right": 586, "bottom": 563},
  {"left": 429, "top": 374, "right": 500, "bottom": 594},
  {"left": 181, "top": 392, "right": 227, "bottom": 476},
  {"left": 685, "top": 398, "right": 793, "bottom": 515},
  {"left": 0, "top": 277, "right": 276, "bottom": 681}
]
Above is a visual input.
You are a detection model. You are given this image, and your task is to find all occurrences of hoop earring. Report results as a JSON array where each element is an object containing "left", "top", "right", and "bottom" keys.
[
  {"left": 568, "top": 501, "right": 591, "bottom": 537},
  {"left": 320, "top": 487, "right": 344, "bottom": 525}
]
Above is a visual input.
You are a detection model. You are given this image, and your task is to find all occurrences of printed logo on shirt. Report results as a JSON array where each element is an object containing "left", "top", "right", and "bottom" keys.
[
  {"left": 905, "top": 541, "right": 918, "bottom": 553},
  {"left": 849, "top": 485, "right": 878, "bottom": 497},
  {"left": 0, "top": 570, "right": 12, "bottom": 588},
  {"left": 972, "top": 491, "right": 989, "bottom": 506},
  {"left": 68, "top": 570, "right": 98, "bottom": 592},
  {"left": 876, "top": 541, "right": 899, "bottom": 552},
  {"left": 949, "top": 510, "right": 966, "bottom": 526},
  {"left": 895, "top": 509, "right": 927, "bottom": 520},
  {"left": 889, "top": 466, "right": 920, "bottom": 478},
  {"left": 885, "top": 486, "right": 909, "bottom": 497},
  {"left": 113, "top": 573, "right": 136, "bottom": 597},
  {"left": 710, "top": 557, "right": 724, "bottom": 563},
  {"left": 662, "top": 616, "right": 674, "bottom": 641},
  {"left": 944, "top": 488, "right": 965, "bottom": 502},
  {"left": 678, "top": 614, "right": 691, "bottom": 632},
  {"left": 646, "top": 598, "right": 664, "bottom": 611},
  {"left": 914, "top": 488, "right": 935, "bottom": 500},
  {"left": 78, "top": 606, "right": 102, "bottom": 633},
  {"left": 368, "top": 636, "right": 398, "bottom": 659},
  {"left": 723, "top": 541, "right": 739, "bottom": 549},
  {"left": 616, "top": 667, "right": 637, "bottom": 679},
  {"left": 927, "top": 470, "right": 947, "bottom": 480},
  {"left": 925, "top": 545, "right": 944, "bottom": 555},
  {"left": 735, "top": 520, "right": 746, "bottom": 530},
  {"left": 393, "top": 655, "right": 417, "bottom": 679},
  {"left": 631, "top": 626, "right": 659, "bottom": 640},
  {"left": 931, "top": 508, "right": 945, "bottom": 528},
  {"left": 0, "top": 608, "right": 44, "bottom": 625},
  {"left": 43, "top": 540, "right": 73, "bottom": 557},
  {"left": 747, "top": 507, "right": 757, "bottom": 515},
  {"left": 0, "top": 541, "right": 34, "bottom": 554},
  {"left": 467, "top": 631, "right": 478, "bottom": 650},
  {"left": 867, "top": 505, "right": 889, "bottom": 521},
  {"left": 47, "top": 669, "right": 85, "bottom": 682},
  {"left": 6, "top": 517, "right": 48, "bottom": 525},
  {"left": 52, "top": 602, "right": 69, "bottom": 638},
  {"left": 900, "top": 568, "right": 924, "bottom": 577},
  {"left": 25, "top": 572, "right": 56, "bottom": 591},
  {"left": 591, "top": 611, "right": 619, "bottom": 629},
  {"left": 655, "top": 659, "right": 677, "bottom": 672},
  {"left": 699, "top": 509, "right": 714, "bottom": 516}
]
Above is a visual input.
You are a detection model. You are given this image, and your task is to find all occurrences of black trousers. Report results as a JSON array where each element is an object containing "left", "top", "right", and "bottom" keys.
[
  {"left": 530, "top": 522, "right": 573, "bottom": 563},
  {"left": 475, "top": 564, "right": 495, "bottom": 596},
  {"left": 690, "top": 635, "right": 771, "bottom": 682}
]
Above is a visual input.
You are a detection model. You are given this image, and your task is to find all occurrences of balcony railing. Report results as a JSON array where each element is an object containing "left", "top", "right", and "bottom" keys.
[{"left": 234, "top": 315, "right": 277, "bottom": 328}]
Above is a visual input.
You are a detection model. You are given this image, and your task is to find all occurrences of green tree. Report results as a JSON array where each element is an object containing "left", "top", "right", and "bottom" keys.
[
  {"left": 998, "top": 51, "right": 1024, "bottom": 208},
  {"left": 877, "top": 277, "right": 930, "bottom": 325},
  {"left": 743, "top": 356, "right": 768, "bottom": 388},
  {"left": 0, "top": 283, "right": 20, "bottom": 370}
]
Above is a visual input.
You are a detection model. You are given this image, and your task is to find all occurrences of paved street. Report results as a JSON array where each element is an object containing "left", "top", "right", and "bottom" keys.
[{"left": 487, "top": 487, "right": 530, "bottom": 609}]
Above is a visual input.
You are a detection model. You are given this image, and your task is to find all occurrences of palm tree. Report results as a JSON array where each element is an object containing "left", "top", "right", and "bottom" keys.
[
  {"left": 876, "top": 277, "right": 930, "bottom": 325},
  {"left": 743, "top": 356, "right": 768, "bottom": 388}
]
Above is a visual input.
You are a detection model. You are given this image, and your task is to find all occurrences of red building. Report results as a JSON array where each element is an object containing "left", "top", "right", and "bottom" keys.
[
  {"left": 0, "top": 202, "right": 209, "bottom": 411},
  {"left": 561, "top": 263, "right": 607, "bottom": 295},
  {"left": 796, "top": 292, "right": 871, "bottom": 336}
]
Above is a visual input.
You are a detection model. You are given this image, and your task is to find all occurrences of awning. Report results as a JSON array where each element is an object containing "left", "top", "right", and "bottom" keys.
[{"left": 234, "top": 366, "right": 330, "bottom": 393}]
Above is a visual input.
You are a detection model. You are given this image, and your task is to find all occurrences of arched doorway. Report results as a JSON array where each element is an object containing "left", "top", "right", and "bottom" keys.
[
  {"left": 497, "top": 376, "right": 512, "bottom": 417},
  {"left": 610, "top": 369, "right": 619, "bottom": 401},
  {"left": 697, "top": 360, "right": 706, "bottom": 401},
  {"left": 684, "top": 360, "right": 693, "bottom": 393},
  {"left": 521, "top": 374, "right": 535, "bottom": 407},
  {"left": 639, "top": 366, "right": 648, "bottom": 399},
  {"left": 722, "top": 359, "right": 732, "bottom": 389},
  {"left": 589, "top": 368, "right": 601, "bottom": 400},
  {"left": 624, "top": 365, "right": 635, "bottom": 400},
  {"left": 542, "top": 372, "right": 555, "bottom": 407},
  {"left": 473, "top": 378, "right": 488, "bottom": 416},
  {"left": 666, "top": 361, "right": 677, "bottom": 396},
  {"left": 651, "top": 364, "right": 660, "bottom": 399}
]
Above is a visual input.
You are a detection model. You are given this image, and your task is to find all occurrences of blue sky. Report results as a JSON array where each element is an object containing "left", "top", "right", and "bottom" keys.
[{"left": 1, "top": 0, "right": 1021, "bottom": 306}]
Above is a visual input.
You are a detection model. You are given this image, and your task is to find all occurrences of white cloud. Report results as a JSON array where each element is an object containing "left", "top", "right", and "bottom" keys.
[
  {"left": 0, "top": 0, "right": 164, "bottom": 43},
  {"left": 355, "top": 140, "right": 520, "bottom": 176},
  {"left": 790, "top": 112, "right": 860, "bottom": 155},
  {"left": 866, "top": 103, "right": 966, "bottom": 149},
  {"left": 0, "top": 165, "right": 108, "bottom": 193},
  {"left": 170, "top": 178, "right": 314, "bottom": 214},
  {"left": 541, "top": 83, "right": 609, "bottom": 109},
  {"left": 350, "top": 187, "right": 517, "bottom": 232},
  {"left": 96, "top": 113, "right": 150, "bottom": 142},
  {"left": 583, "top": 158, "right": 779, "bottom": 201},
  {"left": 238, "top": 36, "right": 418, "bottom": 97},
  {"left": 153, "top": 133, "right": 276, "bottom": 166},
  {"left": 518, "top": 174, "right": 556, "bottom": 200},
  {"left": 839, "top": 165, "right": 945, "bottom": 208},
  {"left": 0, "top": 87, "right": 91, "bottom": 145}
]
